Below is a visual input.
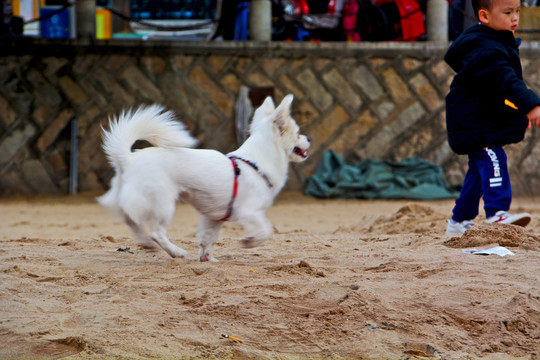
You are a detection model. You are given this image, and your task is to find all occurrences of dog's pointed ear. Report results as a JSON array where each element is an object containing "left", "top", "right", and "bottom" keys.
[
  {"left": 250, "top": 96, "right": 276, "bottom": 134},
  {"left": 274, "top": 94, "right": 293, "bottom": 134},
  {"left": 262, "top": 96, "right": 275, "bottom": 109},
  {"left": 252, "top": 96, "right": 275, "bottom": 122},
  {"left": 260, "top": 96, "right": 275, "bottom": 114}
]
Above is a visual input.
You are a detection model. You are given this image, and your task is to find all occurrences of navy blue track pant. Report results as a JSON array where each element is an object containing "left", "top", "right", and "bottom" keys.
[{"left": 452, "top": 147, "right": 512, "bottom": 222}]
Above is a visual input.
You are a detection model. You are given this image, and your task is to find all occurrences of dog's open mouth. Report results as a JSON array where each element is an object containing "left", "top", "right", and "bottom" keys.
[{"left": 294, "top": 146, "right": 308, "bottom": 159}]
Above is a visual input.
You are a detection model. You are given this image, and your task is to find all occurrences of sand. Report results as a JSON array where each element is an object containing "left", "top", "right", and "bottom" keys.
[{"left": 1, "top": 191, "right": 539, "bottom": 360}]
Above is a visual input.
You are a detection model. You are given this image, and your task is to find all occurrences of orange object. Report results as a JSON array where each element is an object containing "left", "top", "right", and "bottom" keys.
[
  {"left": 505, "top": 99, "right": 518, "bottom": 110},
  {"left": 96, "top": 7, "right": 112, "bottom": 40},
  {"left": 12, "top": 0, "right": 20, "bottom": 16},
  {"left": 221, "top": 334, "right": 243, "bottom": 343}
]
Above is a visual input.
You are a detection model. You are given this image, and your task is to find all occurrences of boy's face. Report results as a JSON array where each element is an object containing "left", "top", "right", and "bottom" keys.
[{"left": 479, "top": 0, "right": 520, "bottom": 32}]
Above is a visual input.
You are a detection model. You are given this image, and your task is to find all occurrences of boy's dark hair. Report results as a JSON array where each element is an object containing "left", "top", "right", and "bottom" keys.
[{"left": 472, "top": 0, "right": 493, "bottom": 20}]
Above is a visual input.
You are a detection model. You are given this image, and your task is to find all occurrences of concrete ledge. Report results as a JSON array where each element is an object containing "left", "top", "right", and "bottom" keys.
[
  {"left": 1, "top": 37, "right": 453, "bottom": 57},
  {"left": 3, "top": 37, "right": 540, "bottom": 58}
]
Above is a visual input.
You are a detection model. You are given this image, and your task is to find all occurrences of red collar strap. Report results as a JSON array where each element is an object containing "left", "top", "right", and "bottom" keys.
[{"left": 220, "top": 156, "right": 273, "bottom": 222}]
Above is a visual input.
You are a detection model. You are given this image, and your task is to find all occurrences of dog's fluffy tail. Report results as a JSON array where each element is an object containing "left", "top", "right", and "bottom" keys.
[{"left": 101, "top": 104, "right": 198, "bottom": 171}]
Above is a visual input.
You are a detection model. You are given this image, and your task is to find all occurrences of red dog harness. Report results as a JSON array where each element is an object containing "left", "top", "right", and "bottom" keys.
[{"left": 220, "top": 156, "right": 273, "bottom": 222}]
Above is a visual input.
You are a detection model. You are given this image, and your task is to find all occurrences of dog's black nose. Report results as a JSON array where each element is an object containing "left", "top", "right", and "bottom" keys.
[{"left": 306, "top": 137, "right": 311, "bottom": 143}]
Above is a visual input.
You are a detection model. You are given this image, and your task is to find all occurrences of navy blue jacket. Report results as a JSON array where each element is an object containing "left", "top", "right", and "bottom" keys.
[{"left": 444, "top": 24, "right": 540, "bottom": 154}]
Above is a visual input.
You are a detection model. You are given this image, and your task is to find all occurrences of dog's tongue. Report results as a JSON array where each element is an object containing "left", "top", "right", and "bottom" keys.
[{"left": 294, "top": 147, "right": 307, "bottom": 158}]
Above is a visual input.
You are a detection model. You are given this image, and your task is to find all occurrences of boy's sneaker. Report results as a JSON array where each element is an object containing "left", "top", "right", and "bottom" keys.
[
  {"left": 446, "top": 219, "right": 474, "bottom": 235},
  {"left": 485, "top": 211, "right": 531, "bottom": 227}
]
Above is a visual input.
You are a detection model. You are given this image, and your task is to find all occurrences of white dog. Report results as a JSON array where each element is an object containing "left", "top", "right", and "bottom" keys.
[{"left": 98, "top": 94, "right": 310, "bottom": 261}]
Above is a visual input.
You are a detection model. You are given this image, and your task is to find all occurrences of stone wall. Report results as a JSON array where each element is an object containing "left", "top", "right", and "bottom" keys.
[{"left": 1, "top": 38, "right": 540, "bottom": 196}]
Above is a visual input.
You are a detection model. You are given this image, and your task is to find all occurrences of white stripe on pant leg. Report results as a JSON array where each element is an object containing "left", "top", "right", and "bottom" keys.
[{"left": 489, "top": 176, "right": 502, "bottom": 187}]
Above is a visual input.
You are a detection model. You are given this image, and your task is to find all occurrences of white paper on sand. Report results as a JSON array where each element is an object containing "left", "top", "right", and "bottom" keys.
[{"left": 462, "top": 246, "right": 515, "bottom": 257}]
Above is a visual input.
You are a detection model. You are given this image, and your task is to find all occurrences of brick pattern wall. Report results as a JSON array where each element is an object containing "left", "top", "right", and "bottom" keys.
[{"left": 1, "top": 39, "right": 540, "bottom": 196}]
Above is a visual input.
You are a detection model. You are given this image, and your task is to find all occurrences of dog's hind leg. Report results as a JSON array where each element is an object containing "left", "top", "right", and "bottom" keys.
[
  {"left": 197, "top": 216, "right": 222, "bottom": 262},
  {"left": 122, "top": 211, "right": 158, "bottom": 250},
  {"left": 150, "top": 226, "right": 188, "bottom": 258},
  {"left": 238, "top": 211, "right": 273, "bottom": 249},
  {"left": 138, "top": 198, "right": 187, "bottom": 258}
]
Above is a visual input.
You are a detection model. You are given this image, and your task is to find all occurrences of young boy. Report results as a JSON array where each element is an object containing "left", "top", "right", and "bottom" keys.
[{"left": 444, "top": 0, "right": 540, "bottom": 235}]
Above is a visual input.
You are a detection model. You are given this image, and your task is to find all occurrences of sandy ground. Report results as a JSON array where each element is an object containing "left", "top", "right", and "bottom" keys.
[{"left": 1, "top": 191, "right": 539, "bottom": 360}]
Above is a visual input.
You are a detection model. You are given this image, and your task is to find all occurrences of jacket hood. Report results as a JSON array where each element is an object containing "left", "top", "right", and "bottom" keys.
[{"left": 445, "top": 24, "right": 520, "bottom": 73}]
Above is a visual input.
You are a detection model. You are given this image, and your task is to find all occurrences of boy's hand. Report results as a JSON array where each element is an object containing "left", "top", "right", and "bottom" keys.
[{"left": 526, "top": 106, "right": 540, "bottom": 127}]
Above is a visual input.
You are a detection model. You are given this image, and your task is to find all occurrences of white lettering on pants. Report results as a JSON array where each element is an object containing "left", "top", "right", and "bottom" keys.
[{"left": 485, "top": 148, "right": 502, "bottom": 188}]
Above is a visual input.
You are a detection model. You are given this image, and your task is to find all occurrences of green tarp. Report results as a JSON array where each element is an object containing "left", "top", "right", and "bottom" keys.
[{"left": 305, "top": 150, "right": 459, "bottom": 200}]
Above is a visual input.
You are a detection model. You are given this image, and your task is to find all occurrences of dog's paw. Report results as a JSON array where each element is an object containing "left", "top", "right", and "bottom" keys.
[
  {"left": 239, "top": 237, "right": 266, "bottom": 249},
  {"left": 170, "top": 248, "right": 188, "bottom": 258},
  {"left": 139, "top": 244, "right": 159, "bottom": 251},
  {"left": 199, "top": 254, "right": 218, "bottom": 262}
]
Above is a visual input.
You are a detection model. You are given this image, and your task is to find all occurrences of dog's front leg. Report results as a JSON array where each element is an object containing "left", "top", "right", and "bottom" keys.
[
  {"left": 197, "top": 216, "right": 223, "bottom": 262},
  {"left": 238, "top": 212, "right": 273, "bottom": 249}
]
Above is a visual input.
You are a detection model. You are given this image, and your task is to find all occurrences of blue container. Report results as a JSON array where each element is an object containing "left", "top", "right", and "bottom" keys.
[{"left": 40, "top": 6, "right": 72, "bottom": 39}]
